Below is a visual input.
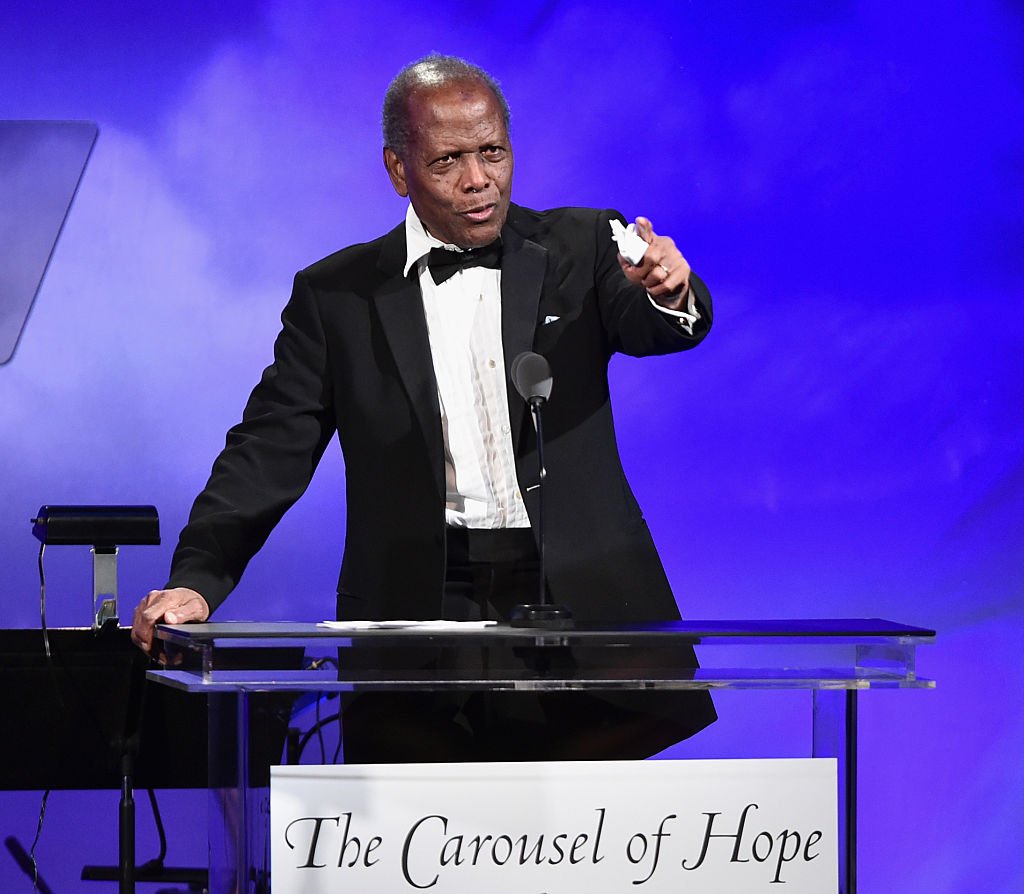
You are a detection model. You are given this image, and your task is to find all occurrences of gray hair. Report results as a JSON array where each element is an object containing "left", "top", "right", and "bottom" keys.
[{"left": 382, "top": 53, "right": 511, "bottom": 158}]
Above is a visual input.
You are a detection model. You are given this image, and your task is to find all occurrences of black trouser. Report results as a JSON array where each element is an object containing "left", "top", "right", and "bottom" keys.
[{"left": 338, "top": 527, "right": 716, "bottom": 763}]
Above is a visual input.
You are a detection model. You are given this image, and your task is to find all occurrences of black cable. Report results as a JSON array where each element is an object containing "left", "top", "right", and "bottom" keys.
[
  {"left": 29, "top": 789, "right": 50, "bottom": 894},
  {"left": 143, "top": 788, "right": 168, "bottom": 868},
  {"left": 296, "top": 711, "right": 343, "bottom": 762},
  {"left": 314, "top": 691, "right": 327, "bottom": 763},
  {"left": 332, "top": 708, "right": 344, "bottom": 764},
  {"left": 304, "top": 656, "right": 339, "bottom": 763},
  {"left": 4, "top": 837, "right": 56, "bottom": 894},
  {"left": 38, "top": 542, "right": 51, "bottom": 660},
  {"left": 31, "top": 542, "right": 58, "bottom": 890}
]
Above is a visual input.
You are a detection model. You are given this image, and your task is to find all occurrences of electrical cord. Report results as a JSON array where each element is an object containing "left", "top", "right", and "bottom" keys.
[
  {"left": 29, "top": 789, "right": 50, "bottom": 893},
  {"left": 31, "top": 541, "right": 56, "bottom": 889},
  {"left": 137, "top": 788, "right": 169, "bottom": 873},
  {"left": 38, "top": 542, "right": 51, "bottom": 660},
  {"left": 299, "top": 656, "right": 342, "bottom": 764},
  {"left": 314, "top": 688, "right": 327, "bottom": 763},
  {"left": 296, "top": 711, "right": 343, "bottom": 762}
]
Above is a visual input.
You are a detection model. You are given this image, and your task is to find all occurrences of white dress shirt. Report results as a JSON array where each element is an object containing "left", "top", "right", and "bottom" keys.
[{"left": 404, "top": 206, "right": 531, "bottom": 530}]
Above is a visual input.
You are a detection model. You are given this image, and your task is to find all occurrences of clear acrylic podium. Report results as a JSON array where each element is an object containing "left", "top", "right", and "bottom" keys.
[{"left": 148, "top": 618, "right": 935, "bottom": 894}]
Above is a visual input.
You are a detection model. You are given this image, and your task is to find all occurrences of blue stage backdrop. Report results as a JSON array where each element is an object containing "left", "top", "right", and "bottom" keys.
[{"left": 2, "top": 2, "right": 1021, "bottom": 891}]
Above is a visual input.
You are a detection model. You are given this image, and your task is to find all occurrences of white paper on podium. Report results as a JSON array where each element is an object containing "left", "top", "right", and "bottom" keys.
[{"left": 317, "top": 620, "right": 499, "bottom": 631}]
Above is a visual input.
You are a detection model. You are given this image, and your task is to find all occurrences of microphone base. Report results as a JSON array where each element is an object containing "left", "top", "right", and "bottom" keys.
[{"left": 509, "top": 603, "right": 575, "bottom": 629}]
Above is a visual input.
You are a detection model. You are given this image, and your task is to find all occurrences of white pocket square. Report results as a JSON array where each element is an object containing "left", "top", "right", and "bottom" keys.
[{"left": 543, "top": 315, "right": 560, "bottom": 325}]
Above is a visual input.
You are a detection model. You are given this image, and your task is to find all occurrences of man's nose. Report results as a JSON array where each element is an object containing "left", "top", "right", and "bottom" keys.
[{"left": 460, "top": 154, "right": 489, "bottom": 191}]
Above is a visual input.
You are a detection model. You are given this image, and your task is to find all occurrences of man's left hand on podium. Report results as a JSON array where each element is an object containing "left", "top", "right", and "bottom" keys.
[{"left": 130, "top": 586, "right": 210, "bottom": 661}]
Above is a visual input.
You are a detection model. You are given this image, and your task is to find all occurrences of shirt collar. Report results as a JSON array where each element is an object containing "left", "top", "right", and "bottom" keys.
[{"left": 403, "top": 204, "right": 465, "bottom": 278}]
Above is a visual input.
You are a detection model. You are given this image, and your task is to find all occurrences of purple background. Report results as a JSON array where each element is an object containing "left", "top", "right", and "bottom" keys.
[{"left": 2, "top": 1, "right": 1022, "bottom": 891}]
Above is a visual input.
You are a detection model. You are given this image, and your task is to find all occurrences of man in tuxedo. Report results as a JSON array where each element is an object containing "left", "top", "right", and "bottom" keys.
[{"left": 132, "top": 54, "right": 716, "bottom": 760}]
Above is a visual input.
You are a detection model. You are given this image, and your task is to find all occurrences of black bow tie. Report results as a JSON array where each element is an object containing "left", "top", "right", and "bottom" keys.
[{"left": 426, "top": 242, "right": 503, "bottom": 285}]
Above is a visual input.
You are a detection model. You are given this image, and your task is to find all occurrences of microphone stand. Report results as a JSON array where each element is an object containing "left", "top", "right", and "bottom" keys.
[
  {"left": 510, "top": 392, "right": 574, "bottom": 629},
  {"left": 535, "top": 398, "right": 546, "bottom": 609}
]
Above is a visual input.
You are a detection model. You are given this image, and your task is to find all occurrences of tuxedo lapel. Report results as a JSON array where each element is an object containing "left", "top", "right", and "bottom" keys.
[
  {"left": 373, "top": 227, "right": 445, "bottom": 498},
  {"left": 499, "top": 223, "right": 548, "bottom": 452}
]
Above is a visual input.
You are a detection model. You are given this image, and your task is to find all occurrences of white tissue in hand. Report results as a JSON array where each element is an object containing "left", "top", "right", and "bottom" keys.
[{"left": 609, "top": 219, "right": 649, "bottom": 265}]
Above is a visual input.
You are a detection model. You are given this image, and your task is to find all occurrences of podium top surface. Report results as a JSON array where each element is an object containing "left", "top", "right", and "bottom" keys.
[
  {"left": 155, "top": 617, "right": 935, "bottom": 648},
  {"left": 148, "top": 619, "right": 935, "bottom": 694}
]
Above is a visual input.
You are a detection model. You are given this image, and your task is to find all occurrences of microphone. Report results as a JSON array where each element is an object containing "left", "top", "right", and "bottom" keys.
[
  {"left": 509, "top": 352, "right": 573, "bottom": 628},
  {"left": 511, "top": 351, "right": 553, "bottom": 407}
]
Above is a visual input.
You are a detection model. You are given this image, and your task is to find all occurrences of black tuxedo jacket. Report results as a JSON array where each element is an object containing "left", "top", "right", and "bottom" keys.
[{"left": 168, "top": 204, "right": 713, "bottom": 626}]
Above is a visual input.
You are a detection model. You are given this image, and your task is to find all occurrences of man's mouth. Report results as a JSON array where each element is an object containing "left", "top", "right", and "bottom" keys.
[{"left": 460, "top": 204, "right": 496, "bottom": 223}]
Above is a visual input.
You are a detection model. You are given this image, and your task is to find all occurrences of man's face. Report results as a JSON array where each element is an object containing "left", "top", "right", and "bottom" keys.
[{"left": 384, "top": 80, "right": 513, "bottom": 249}]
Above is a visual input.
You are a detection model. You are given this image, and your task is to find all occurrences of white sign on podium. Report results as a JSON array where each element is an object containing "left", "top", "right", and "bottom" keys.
[{"left": 271, "top": 758, "right": 837, "bottom": 893}]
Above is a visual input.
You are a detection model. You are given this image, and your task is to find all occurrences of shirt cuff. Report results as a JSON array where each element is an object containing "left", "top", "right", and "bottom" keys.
[{"left": 647, "top": 287, "right": 701, "bottom": 335}]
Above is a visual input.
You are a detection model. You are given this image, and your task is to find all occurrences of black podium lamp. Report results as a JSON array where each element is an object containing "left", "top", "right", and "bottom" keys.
[
  {"left": 31, "top": 505, "right": 160, "bottom": 630},
  {"left": 27, "top": 506, "right": 163, "bottom": 894}
]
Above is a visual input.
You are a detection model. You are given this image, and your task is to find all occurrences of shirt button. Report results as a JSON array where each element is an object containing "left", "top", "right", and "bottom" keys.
[
  {"left": 488, "top": 359, "right": 496, "bottom": 369},
  {"left": 502, "top": 424, "right": 511, "bottom": 434}
]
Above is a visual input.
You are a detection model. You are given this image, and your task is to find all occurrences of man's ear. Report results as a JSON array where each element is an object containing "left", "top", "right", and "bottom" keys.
[{"left": 383, "top": 147, "right": 408, "bottom": 197}]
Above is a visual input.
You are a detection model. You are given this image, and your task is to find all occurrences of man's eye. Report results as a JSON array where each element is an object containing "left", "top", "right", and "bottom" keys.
[{"left": 482, "top": 147, "right": 504, "bottom": 158}]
